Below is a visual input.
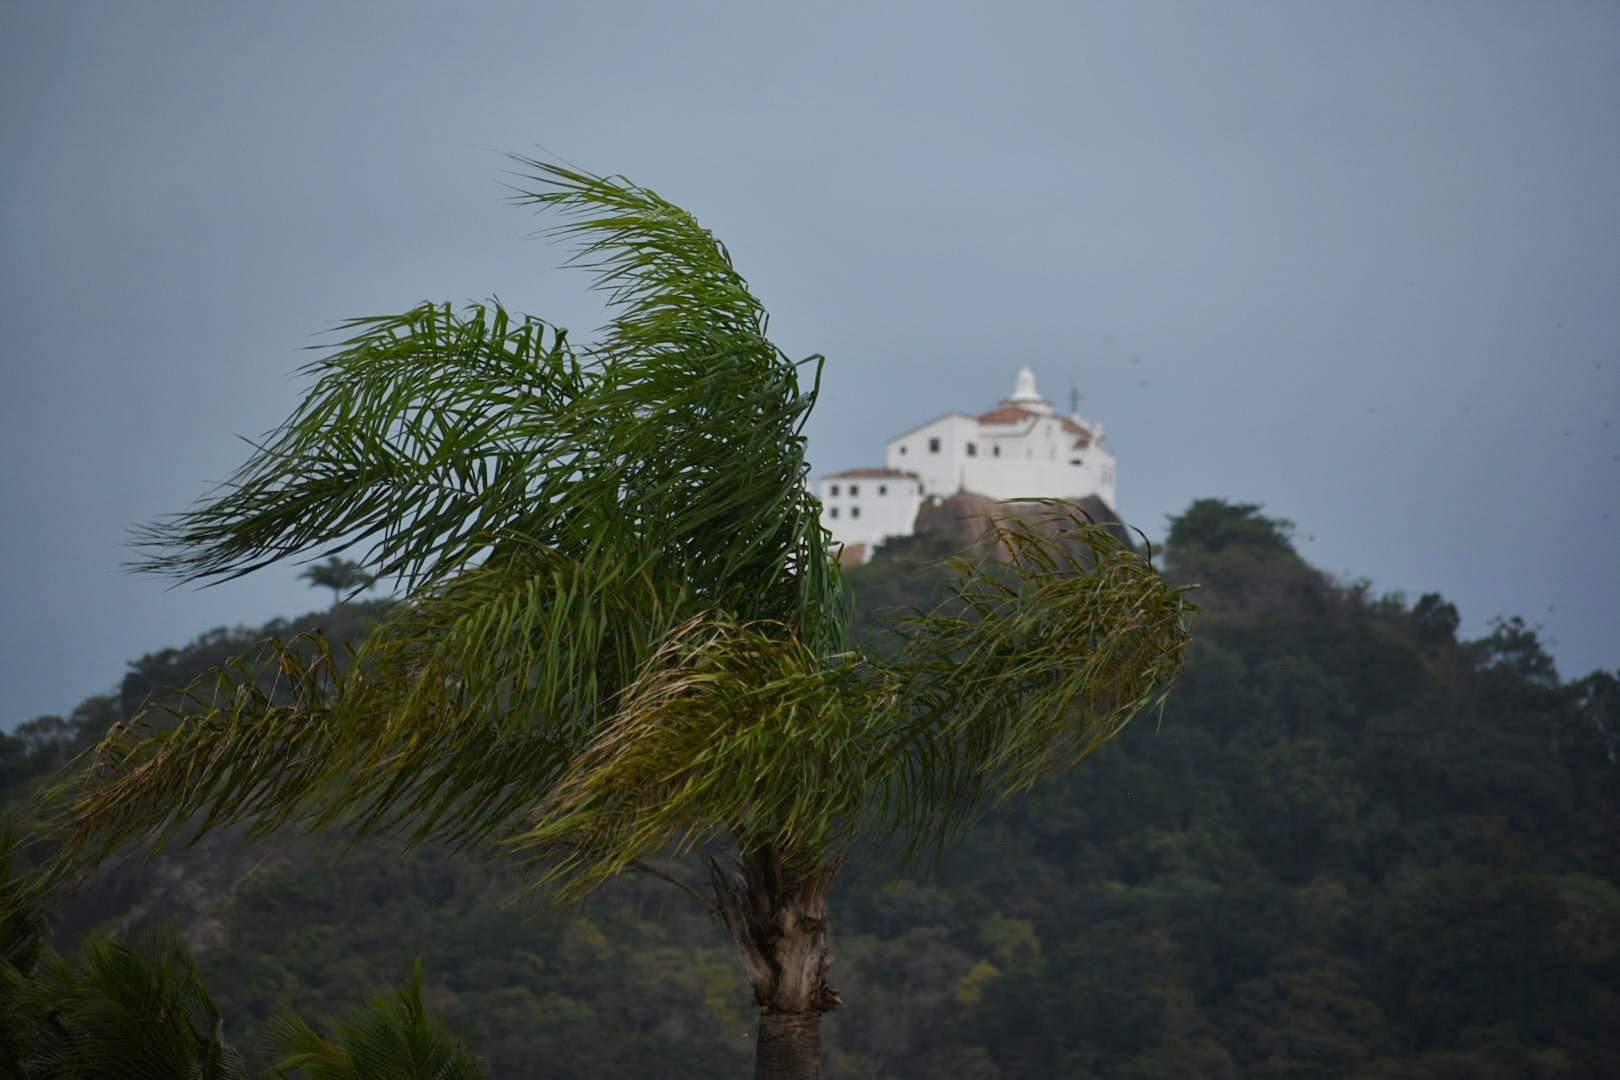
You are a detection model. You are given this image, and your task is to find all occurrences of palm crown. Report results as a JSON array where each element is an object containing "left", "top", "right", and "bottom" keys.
[{"left": 43, "top": 160, "right": 1192, "bottom": 1076}]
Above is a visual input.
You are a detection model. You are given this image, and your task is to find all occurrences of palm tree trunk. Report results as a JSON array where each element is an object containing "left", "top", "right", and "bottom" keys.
[
  {"left": 707, "top": 847, "right": 842, "bottom": 1080},
  {"left": 754, "top": 1011, "right": 823, "bottom": 1079}
]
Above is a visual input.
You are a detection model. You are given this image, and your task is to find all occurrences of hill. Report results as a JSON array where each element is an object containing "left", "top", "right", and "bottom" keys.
[{"left": 3, "top": 500, "right": 1617, "bottom": 1077}]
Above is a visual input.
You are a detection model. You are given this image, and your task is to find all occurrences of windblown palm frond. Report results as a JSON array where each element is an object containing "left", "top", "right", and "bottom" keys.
[
  {"left": 511, "top": 511, "right": 1192, "bottom": 894},
  {"left": 50, "top": 162, "right": 845, "bottom": 874},
  {"left": 130, "top": 303, "right": 578, "bottom": 590},
  {"left": 870, "top": 506, "right": 1193, "bottom": 847},
  {"left": 46, "top": 635, "right": 345, "bottom": 878},
  {"left": 511, "top": 615, "right": 874, "bottom": 896},
  {"left": 132, "top": 161, "right": 841, "bottom": 649},
  {"left": 266, "top": 960, "right": 486, "bottom": 1080},
  {"left": 49, "top": 540, "right": 691, "bottom": 870},
  {"left": 317, "top": 543, "right": 687, "bottom": 846}
]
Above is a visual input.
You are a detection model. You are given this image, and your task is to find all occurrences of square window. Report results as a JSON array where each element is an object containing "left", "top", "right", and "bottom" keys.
[
  {"left": 850, "top": 484, "right": 860, "bottom": 496},
  {"left": 928, "top": 437, "right": 941, "bottom": 453},
  {"left": 993, "top": 444, "right": 1001, "bottom": 457},
  {"left": 899, "top": 445, "right": 908, "bottom": 455},
  {"left": 829, "top": 483, "right": 840, "bottom": 496},
  {"left": 829, "top": 507, "right": 839, "bottom": 519},
  {"left": 966, "top": 442, "right": 977, "bottom": 456},
  {"left": 878, "top": 484, "right": 887, "bottom": 496},
  {"left": 851, "top": 506, "right": 861, "bottom": 519}
]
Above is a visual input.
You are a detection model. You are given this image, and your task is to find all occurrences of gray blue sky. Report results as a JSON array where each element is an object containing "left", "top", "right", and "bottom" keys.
[{"left": 3, "top": 2, "right": 1617, "bottom": 728}]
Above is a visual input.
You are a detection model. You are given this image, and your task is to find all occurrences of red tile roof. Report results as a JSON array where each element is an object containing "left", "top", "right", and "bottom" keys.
[
  {"left": 825, "top": 467, "right": 919, "bottom": 480},
  {"left": 979, "top": 407, "right": 1093, "bottom": 444},
  {"left": 977, "top": 405, "right": 1036, "bottom": 425}
]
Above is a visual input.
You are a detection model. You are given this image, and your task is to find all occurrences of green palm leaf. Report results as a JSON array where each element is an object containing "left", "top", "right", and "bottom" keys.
[
  {"left": 267, "top": 961, "right": 486, "bottom": 1080},
  {"left": 19, "top": 931, "right": 247, "bottom": 1080},
  {"left": 50, "top": 162, "right": 847, "bottom": 872},
  {"left": 511, "top": 614, "right": 875, "bottom": 895},
  {"left": 870, "top": 505, "right": 1194, "bottom": 848}
]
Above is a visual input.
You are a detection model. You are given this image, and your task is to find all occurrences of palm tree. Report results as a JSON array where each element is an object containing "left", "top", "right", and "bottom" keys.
[
  {"left": 1, "top": 846, "right": 248, "bottom": 1080},
  {"left": 267, "top": 960, "right": 486, "bottom": 1080},
  {"left": 42, "top": 161, "right": 1193, "bottom": 1078},
  {"left": 299, "top": 556, "right": 376, "bottom": 608}
]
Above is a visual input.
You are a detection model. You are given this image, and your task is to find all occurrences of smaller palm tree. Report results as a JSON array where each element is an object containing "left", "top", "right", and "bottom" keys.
[
  {"left": 299, "top": 557, "right": 376, "bottom": 608},
  {"left": 0, "top": 913, "right": 248, "bottom": 1080},
  {"left": 4, "top": 838, "right": 480, "bottom": 1080},
  {"left": 267, "top": 960, "right": 486, "bottom": 1080}
]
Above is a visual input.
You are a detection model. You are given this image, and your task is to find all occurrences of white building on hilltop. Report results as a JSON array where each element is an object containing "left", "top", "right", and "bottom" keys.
[{"left": 817, "top": 367, "right": 1117, "bottom": 562}]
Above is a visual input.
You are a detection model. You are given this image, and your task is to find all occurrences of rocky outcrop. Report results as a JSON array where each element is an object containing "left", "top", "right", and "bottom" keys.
[{"left": 911, "top": 491, "right": 1135, "bottom": 552}]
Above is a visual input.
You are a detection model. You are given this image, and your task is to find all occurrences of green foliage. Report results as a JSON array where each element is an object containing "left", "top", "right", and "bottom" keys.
[
  {"left": 5, "top": 838, "right": 485, "bottom": 1080},
  {"left": 4, "top": 498, "right": 1618, "bottom": 1074},
  {"left": 876, "top": 507, "right": 1191, "bottom": 850},
  {"left": 30, "top": 931, "right": 248, "bottom": 1080},
  {"left": 0, "top": 904, "right": 247, "bottom": 1080},
  {"left": 1165, "top": 499, "right": 1296, "bottom": 559},
  {"left": 130, "top": 163, "right": 841, "bottom": 647},
  {"left": 267, "top": 961, "right": 486, "bottom": 1080},
  {"left": 1, "top": 831, "right": 51, "bottom": 1077},
  {"left": 15, "top": 834, "right": 212, "bottom": 1080}
]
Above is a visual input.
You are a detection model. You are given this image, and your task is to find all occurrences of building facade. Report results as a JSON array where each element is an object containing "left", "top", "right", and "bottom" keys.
[{"left": 816, "top": 367, "right": 1117, "bottom": 561}]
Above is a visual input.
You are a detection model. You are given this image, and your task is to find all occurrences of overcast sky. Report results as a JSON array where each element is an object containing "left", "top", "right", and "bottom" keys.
[{"left": 3, "top": 2, "right": 1617, "bottom": 729}]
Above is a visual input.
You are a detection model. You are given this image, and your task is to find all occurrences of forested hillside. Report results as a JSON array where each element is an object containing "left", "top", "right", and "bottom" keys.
[{"left": 4, "top": 500, "right": 1617, "bottom": 1078}]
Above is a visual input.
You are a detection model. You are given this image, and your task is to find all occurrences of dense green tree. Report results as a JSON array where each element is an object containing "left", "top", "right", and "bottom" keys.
[
  {"left": 1165, "top": 499, "right": 1296, "bottom": 559},
  {"left": 38, "top": 163, "right": 1190, "bottom": 1078}
]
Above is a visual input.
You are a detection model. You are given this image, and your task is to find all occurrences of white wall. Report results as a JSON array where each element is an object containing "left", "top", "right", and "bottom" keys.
[
  {"left": 817, "top": 474, "right": 924, "bottom": 555},
  {"left": 884, "top": 414, "right": 982, "bottom": 497},
  {"left": 960, "top": 443, "right": 1116, "bottom": 508},
  {"left": 886, "top": 412, "right": 1117, "bottom": 509}
]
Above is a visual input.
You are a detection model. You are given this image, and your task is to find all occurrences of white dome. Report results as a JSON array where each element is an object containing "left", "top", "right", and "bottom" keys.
[{"left": 1009, "top": 366, "right": 1041, "bottom": 403}]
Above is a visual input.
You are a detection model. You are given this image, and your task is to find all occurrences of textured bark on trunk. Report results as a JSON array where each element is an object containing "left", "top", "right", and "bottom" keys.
[
  {"left": 707, "top": 847, "right": 842, "bottom": 1080},
  {"left": 754, "top": 1011, "right": 823, "bottom": 1079}
]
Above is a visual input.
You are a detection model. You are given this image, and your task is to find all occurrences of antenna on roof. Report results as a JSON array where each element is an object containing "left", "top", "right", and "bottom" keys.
[{"left": 1068, "top": 380, "right": 1081, "bottom": 419}]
